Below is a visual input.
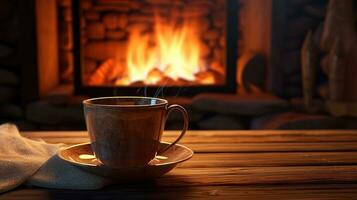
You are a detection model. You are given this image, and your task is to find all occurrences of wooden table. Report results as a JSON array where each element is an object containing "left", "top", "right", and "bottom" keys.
[{"left": 2, "top": 130, "right": 357, "bottom": 199}]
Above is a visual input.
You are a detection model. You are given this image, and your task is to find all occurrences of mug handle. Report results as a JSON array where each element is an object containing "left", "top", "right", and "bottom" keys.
[{"left": 158, "top": 104, "right": 189, "bottom": 154}]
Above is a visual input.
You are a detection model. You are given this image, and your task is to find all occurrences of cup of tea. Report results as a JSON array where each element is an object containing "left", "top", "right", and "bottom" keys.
[{"left": 83, "top": 96, "right": 189, "bottom": 168}]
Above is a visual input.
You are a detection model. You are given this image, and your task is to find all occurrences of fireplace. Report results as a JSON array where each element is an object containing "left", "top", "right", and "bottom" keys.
[
  {"left": 4, "top": 0, "right": 357, "bottom": 131},
  {"left": 72, "top": 0, "right": 238, "bottom": 96}
]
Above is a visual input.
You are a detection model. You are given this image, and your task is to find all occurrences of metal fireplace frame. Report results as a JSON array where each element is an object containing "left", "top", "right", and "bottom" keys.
[{"left": 72, "top": 0, "right": 238, "bottom": 97}]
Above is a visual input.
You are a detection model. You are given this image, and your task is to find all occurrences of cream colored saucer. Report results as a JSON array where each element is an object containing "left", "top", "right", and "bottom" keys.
[{"left": 58, "top": 142, "right": 193, "bottom": 180}]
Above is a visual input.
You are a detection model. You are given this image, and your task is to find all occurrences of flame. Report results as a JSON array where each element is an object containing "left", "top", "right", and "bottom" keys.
[
  {"left": 114, "top": 15, "right": 215, "bottom": 85},
  {"left": 126, "top": 28, "right": 156, "bottom": 83},
  {"left": 155, "top": 17, "right": 200, "bottom": 81}
]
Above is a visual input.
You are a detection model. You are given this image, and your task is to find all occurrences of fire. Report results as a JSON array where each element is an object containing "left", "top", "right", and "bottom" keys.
[
  {"left": 87, "top": 15, "right": 225, "bottom": 86},
  {"left": 125, "top": 28, "right": 156, "bottom": 83},
  {"left": 154, "top": 17, "right": 200, "bottom": 81},
  {"left": 114, "top": 16, "right": 213, "bottom": 86}
]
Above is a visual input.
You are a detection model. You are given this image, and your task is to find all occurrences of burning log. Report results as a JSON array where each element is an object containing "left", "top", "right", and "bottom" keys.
[
  {"left": 210, "top": 61, "right": 225, "bottom": 76},
  {"left": 146, "top": 68, "right": 164, "bottom": 85},
  {"left": 87, "top": 59, "right": 114, "bottom": 85},
  {"left": 195, "top": 70, "right": 215, "bottom": 85}
]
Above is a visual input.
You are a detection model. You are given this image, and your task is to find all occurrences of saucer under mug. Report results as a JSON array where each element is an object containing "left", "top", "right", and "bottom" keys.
[{"left": 58, "top": 142, "right": 193, "bottom": 180}]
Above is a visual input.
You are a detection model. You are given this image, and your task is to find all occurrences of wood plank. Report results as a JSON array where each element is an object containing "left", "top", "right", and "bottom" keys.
[
  {"left": 22, "top": 130, "right": 357, "bottom": 143},
  {"left": 20, "top": 132, "right": 357, "bottom": 153},
  {"left": 184, "top": 142, "right": 357, "bottom": 153},
  {"left": 181, "top": 152, "right": 357, "bottom": 168},
  {"left": 23, "top": 130, "right": 357, "bottom": 137},
  {"left": 157, "top": 165, "right": 357, "bottom": 186},
  {"left": 23, "top": 134, "right": 357, "bottom": 144},
  {"left": 20, "top": 131, "right": 357, "bottom": 153},
  {"left": 2, "top": 184, "right": 357, "bottom": 200},
  {"left": 24, "top": 136, "right": 357, "bottom": 153}
]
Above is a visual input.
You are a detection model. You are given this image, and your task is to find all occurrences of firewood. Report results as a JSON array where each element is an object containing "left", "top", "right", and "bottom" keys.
[
  {"left": 320, "top": 55, "right": 329, "bottom": 75},
  {"left": 343, "top": 41, "right": 357, "bottom": 102},
  {"left": 237, "top": 52, "right": 265, "bottom": 93},
  {"left": 326, "top": 101, "right": 357, "bottom": 117},
  {"left": 210, "top": 61, "right": 225, "bottom": 76},
  {"left": 87, "top": 59, "right": 114, "bottom": 86},
  {"left": 195, "top": 70, "right": 215, "bottom": 85},
  {"left": 328, "top": 38, "right": 345, "bottom": 101},
  {"left": 301, "top": 30, "right": 318, "bottom": 112},
  {"left": 320, "top": 0, "right": 356, "bottom": 53},
  {"left": 325, "top": 39, "right": 357, "bottom": 117},
  {"left": 318, "top": 84, "right": 329, "bottom": 100}
]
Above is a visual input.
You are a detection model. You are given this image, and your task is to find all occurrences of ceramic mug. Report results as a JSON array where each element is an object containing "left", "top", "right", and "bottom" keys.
[{"left": 83, "top": 96, "right": 189, "bottom": 168}]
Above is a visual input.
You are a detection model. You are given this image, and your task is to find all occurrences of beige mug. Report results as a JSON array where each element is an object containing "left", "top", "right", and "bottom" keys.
[{"left": 83, "top": 96, "right": 189, "bottom": 168}]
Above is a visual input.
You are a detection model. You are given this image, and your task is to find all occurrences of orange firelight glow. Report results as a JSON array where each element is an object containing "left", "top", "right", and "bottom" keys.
[
  {"left": 116, "top": 16, "right": 208, "bottom": 85},
  {"left": 87, "top": 15, "right": 224, "bottom": 86}
]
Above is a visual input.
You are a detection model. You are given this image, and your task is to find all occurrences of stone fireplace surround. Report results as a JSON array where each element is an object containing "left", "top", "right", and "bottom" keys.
[{"left": 0, "top": 0, "right": 356, "bottom": 131}]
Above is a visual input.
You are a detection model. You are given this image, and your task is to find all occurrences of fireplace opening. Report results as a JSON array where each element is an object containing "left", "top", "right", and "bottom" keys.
[{"left": 72, "top": 0, "right": 238, "bottom": 96}]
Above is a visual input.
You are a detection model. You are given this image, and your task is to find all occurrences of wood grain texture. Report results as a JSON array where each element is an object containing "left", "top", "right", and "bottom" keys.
[
  {"left": 158, "top": 165, "right": 357, "bottom": 186},
  {"left": 22, "top": 130, "right": 357, "bottom": 142},
  {"left": 181, "top": 152, "right": 357, "bottom": 167},
  {"left": 2, "top": 184, "right": 357, "bottom": 200},
  {"left": 5, "top": 130, "right": 357, "bottom": 199}
]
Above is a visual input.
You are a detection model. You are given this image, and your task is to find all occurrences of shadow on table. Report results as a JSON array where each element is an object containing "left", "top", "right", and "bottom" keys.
[{"left": 47, "top": 178, "right": 194, "bottom": 199}]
